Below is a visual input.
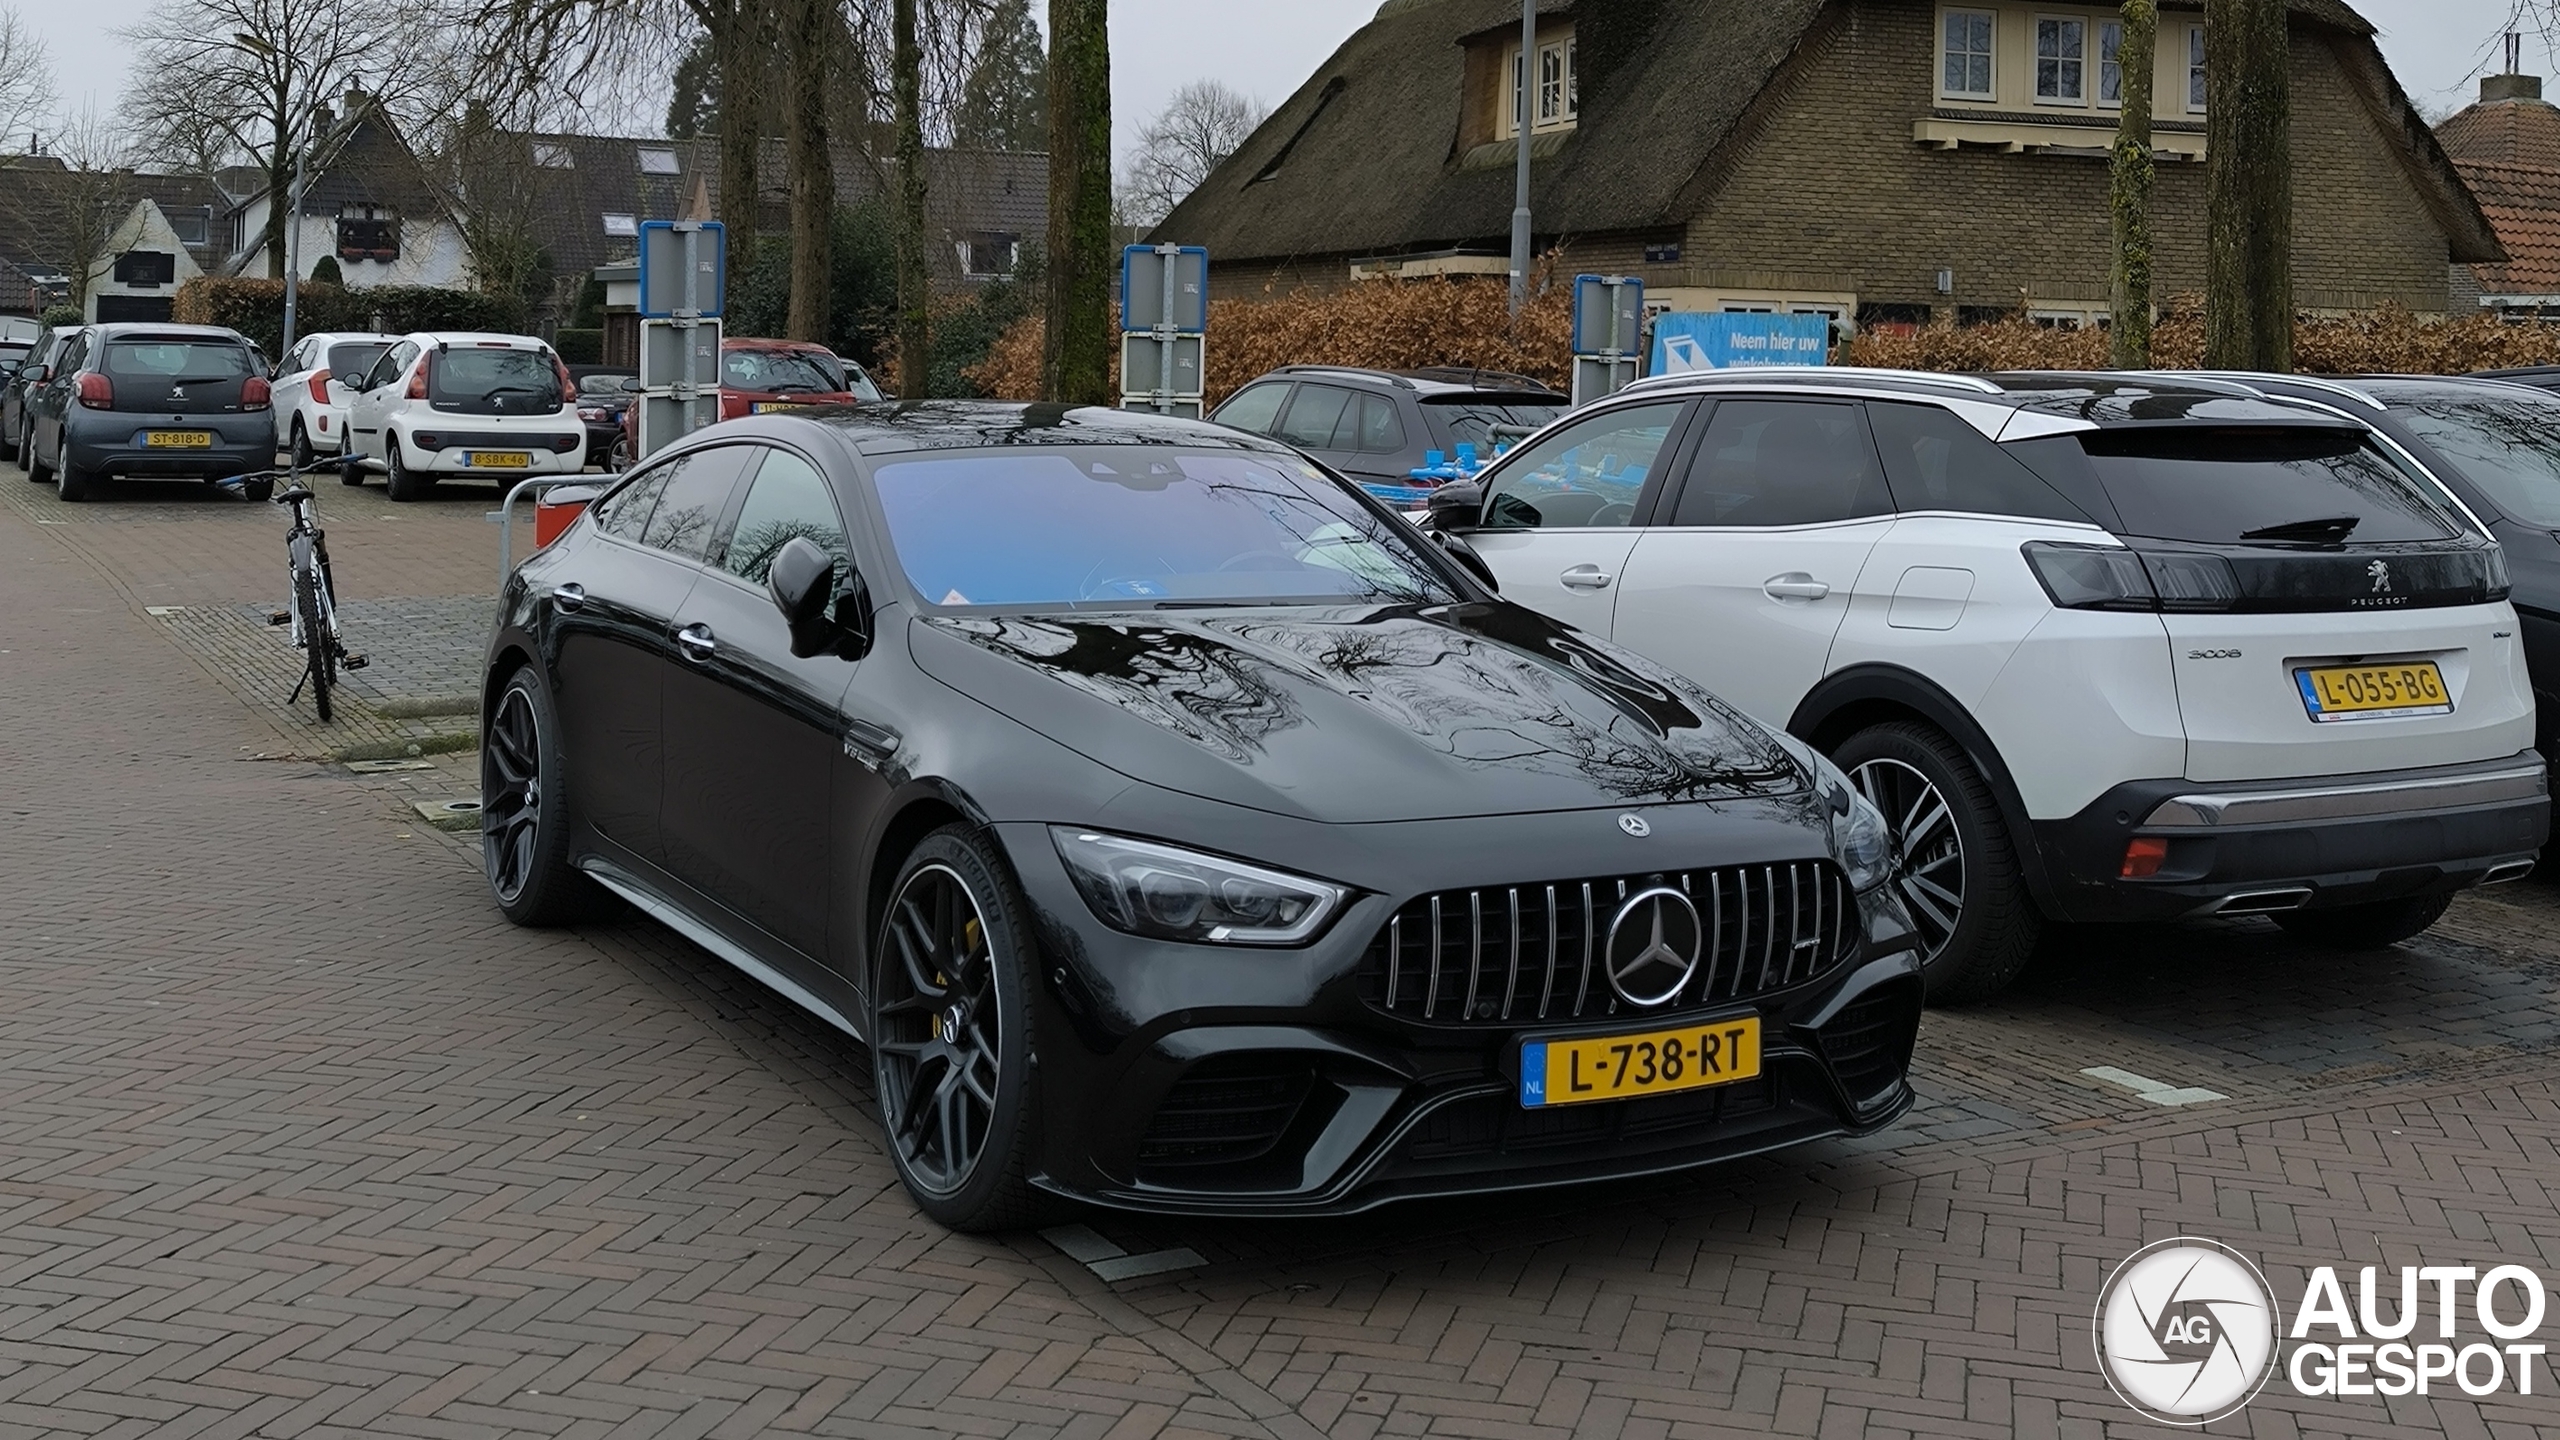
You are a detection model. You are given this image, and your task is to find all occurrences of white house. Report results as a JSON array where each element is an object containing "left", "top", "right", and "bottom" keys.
[
  {"left": 85, "top": 199, "right": 210, "bottom": 322},
  {"left": 225, "top": 91, "right": 472, "bottom": 290}
]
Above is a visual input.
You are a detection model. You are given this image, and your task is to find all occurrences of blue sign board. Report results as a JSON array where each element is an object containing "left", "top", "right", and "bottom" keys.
[
  {"left": 636, "top": 220, "right": 728, "bottom": 318},
  {"left": 1649, "top": 312, "right": 1831, "bottom": 372}
]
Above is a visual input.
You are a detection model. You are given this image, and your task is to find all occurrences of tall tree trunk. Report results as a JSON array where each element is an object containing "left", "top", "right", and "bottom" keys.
[
  {"left": 2203, "top": 0, "right": 2291, "bottom": 370},
  {"left": 1043, "top": 0, "right": 1112, "bottom": 405},
  {"left": 2107, "top": 0, "right": 2155, "bottom": 368},
  {"left": 783, "top": 0, "right": 833, "bottom": 342},
  {"left": 893, "top": 0, "right": 930, "bottom": 395},
  {"left": 713, "top": 0, "right": 762, "bottom": 261}
]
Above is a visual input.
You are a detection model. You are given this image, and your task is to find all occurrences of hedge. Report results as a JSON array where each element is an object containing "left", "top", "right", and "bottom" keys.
[
  {"left": 553, "top": 328, "right": 603, "bottom": 365},
  {"left": 171, "top": 279, "right": 531, "bottom": 359},
  {"left": 1843, "top": 299, "right": 2560, "bottom": 373}
]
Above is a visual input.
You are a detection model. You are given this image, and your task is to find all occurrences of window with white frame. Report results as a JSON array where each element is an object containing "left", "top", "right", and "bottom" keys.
[
  {"left": 2035, "top": 16, "right": 2086, "bottom": 102},
  {"left": 636, "top": 146, "right": 679, "bottom": 175},
  {"left": 1503, "top": 29, "right": 1578, "bottom": 137},
  {"left": 532, "top": 141, "right": 573, "bottom": 169},
  {"left": 1941, "top": 10, "right": 1994, "bottom": 99},
  {"left": 2097, "top": 20, "right": 2123, "bottom": 106},
  {"left": 2187, "top": 25, "right": 2207, "bottom": 110},
  {"left": 602, "top": 213, "right": 637, "bottom": 237}
]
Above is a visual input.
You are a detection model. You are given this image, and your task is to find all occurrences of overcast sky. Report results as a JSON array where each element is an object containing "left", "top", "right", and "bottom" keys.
[{"left": 19, "top": 0, "right": 2556, "bottom": 157}]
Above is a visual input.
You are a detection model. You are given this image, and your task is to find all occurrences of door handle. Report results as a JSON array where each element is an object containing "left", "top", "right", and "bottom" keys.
[
  {"left": 550, "top": 582, "right": 585, "bottom": 612},
  {"left": 675, "top": 623, "right": 716, "bottom": 661},
  {"left": 1763, "top": 573, "right": 1831, "bottom": 602},
  {"left": 1559, "top": 564, "right": 1615, "bottom": 590}
]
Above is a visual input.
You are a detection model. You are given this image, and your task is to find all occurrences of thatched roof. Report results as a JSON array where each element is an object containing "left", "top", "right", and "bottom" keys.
[{"left": 1159, "top": 0, "right": 2499, "bottom": 267}]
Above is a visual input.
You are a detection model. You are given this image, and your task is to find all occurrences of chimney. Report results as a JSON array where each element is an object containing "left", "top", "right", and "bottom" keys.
[{"left": 2483, "top": 31, "right": 2544, "bottom": 102}]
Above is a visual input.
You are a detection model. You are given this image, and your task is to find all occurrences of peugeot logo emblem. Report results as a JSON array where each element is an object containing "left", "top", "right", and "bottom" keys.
[
  {"left": 1603, "top": 886, "right": 1704, "bottom": 1007},
  {"left": 1617, "top": 813, "right": 1651, "bottom": 837},
  {"left": 2367, "top": 560, "right": 2392, "bottom": 594}
]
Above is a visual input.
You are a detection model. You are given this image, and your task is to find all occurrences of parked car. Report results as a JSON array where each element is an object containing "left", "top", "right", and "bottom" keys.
[
  {"left": 1210, "top": 365, "right": 1569, "bottom": 493},
  {"left": 615, "top": 338, "right": 882, "bottom": 466},
  {"left": 1421, "top": 367, "right": 2547, "bottom": 1001},
  {"left": 570, "top": 366, "right": 639, "bottom": 468},
  {"left": 22, "top": 323, "right": 274, "bottom": 502},
  {"left": 481, "top": 402, "right": 1926, "bottom": 1228},
  {"left": 2249, "top": 372, "right": 2560, "bottom": 778},
  {"left": 339, "top": 332, "right": 587, "bottom": 501},
  {"left": 2, "top": 324, "right": 82, "bottom": 466},
  {"left": 270, "top": 330, "right": 393, "bottom": 471}
]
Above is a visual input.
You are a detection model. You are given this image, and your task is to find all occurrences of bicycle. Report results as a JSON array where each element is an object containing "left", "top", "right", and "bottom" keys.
[{"left": 218, "top": 461, "right": 367, "bottom": 721}]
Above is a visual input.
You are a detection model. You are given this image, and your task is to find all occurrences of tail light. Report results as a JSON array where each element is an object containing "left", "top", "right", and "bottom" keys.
[
  {"left": 307, "top": 367, "right": 330, "bottom": 394},
  {"left": 407, "top": 357, "right": 429, "bottom": 400},
  {"left": 75, "top": 372, "right": 112, "bottom": 409},
  {"left": 2020, "top": 541, "right": 2239, "bottom": 614},
  {"left": 552, "top": 355, "right": 577, "bottom": 403},
  {"left": 242, "top": 376, "right": 272, "bottom": 409}
]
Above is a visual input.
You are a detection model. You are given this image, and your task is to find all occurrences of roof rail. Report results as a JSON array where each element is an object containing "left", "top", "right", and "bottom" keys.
[
  {"left": 1271, "top": 364, "right": 1417, "bottom": 389},
  {"left": 2122, "top": 369, "right": 2386, "bottom": 411},
  {"left": 1620, "top": 365, "right": 2006, "bottom": 395}
]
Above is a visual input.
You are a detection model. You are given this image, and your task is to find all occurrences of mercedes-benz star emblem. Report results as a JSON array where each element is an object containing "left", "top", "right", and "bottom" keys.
[
  {"left": 1603, "top": 886, "right": 1704, "bottom": 1007},
  {"left": 1617, "top": 813, "right": 1651, "bottom": 837}
]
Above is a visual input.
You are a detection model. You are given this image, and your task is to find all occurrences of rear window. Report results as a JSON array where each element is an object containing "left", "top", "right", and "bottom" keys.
[
  {"left": 723, "top": 348, "right": 840, "bottom": 394},
  {"left": 430, "top": 347, "right": 562, "bottom": 409},
  {"left": 2068, "top": 427, "right": 2459, "bottom": 545},
  {"left": 103, "top": 339, "right": 253, "bottom": 383},
  {"left": 325, "top": 342, "right": 390, "bottom": 379},
  {"left": 2385, "top": 395, "right": 2560, "bottom": 528},
  {"left": 1425, "top": 396, "right": 1565, "bottom": 451}
]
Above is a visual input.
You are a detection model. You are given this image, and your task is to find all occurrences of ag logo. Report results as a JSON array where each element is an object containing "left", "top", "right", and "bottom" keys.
[{"left": 2093, "top": 1238, "right": 2281, "bottom": 1425}]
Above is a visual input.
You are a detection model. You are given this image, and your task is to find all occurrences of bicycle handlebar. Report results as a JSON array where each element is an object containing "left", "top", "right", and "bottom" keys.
[{"left": 215, "top": 458, "right": 341, "bottom": 504}]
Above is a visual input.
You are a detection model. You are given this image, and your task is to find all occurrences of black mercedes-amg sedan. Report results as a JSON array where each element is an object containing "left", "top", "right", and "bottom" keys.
[{"left": 480, "top": 402, "right": 1925, "bottom": 1229}]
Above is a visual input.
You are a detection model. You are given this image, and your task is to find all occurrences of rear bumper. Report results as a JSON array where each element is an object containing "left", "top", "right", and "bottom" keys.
[
  {"left": 2030, "top": 750, "right": 2549, "bottom": 922},
  {"left": 66, "top": 416, "right": 273, "bottom": 478}
]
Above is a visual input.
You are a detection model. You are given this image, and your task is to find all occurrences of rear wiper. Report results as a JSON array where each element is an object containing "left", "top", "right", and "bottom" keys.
[{"left": 2239, "top": 514, "right": 2360, "bottom": 543}]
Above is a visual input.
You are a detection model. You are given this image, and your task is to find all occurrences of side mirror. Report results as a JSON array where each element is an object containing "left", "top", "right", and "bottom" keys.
[
  {"left": 768, "top": 535, "right": 870, "bottom": 659},
  {"left": 28, "top": 365, "right": 49, "bottom": 384},
  {"left": 1424, "top": 479, "right": 1484, "bottom": 532}
]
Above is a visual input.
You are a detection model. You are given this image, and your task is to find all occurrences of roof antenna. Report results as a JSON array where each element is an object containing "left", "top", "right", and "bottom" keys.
[{"left": 2509, "top": 30, "right": 2523, "bottom": 75}]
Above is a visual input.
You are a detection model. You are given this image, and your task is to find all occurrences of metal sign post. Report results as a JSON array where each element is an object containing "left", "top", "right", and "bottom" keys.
[
  {"left": 635, "top": 221, "right": 728, "bottom": 463},
  {"left": 1119, "top": 244, "right": 1208, "bottom": 416},
  {"left": 1570, "top": 274, "right": 1645, "bottom": 407}
]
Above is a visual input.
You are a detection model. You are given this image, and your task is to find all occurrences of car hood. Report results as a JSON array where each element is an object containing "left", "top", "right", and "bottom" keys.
[{"left": 906, "top": 602, "right": 1806, "bottom": 824}]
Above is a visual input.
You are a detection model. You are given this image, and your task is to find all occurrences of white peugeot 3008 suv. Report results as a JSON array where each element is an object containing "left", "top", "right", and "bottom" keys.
[{"left": 1424, "top": 369, "right": 2546, "bottom": 1001}]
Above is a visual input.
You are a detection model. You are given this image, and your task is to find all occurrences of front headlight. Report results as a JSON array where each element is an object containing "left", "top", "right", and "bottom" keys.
[
  {"left": 1810, "top": 753, "right": 1897, "bottom": 893},
  {"left": 1051, "top": 828, "right": 1349, "bottom": 945}
]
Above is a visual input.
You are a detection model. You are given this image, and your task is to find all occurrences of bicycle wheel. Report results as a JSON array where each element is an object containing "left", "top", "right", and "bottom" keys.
[{"left": 294, "top": 564, "right": 333, "bottom": 722}]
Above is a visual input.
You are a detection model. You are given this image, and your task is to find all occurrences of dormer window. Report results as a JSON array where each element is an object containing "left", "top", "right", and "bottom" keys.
[
  {"left": 1501, "top": 27, "right": 1576, "bottom": 138},
  {"left": 637, "top": 146, "right": 679, "bottom": 175}
]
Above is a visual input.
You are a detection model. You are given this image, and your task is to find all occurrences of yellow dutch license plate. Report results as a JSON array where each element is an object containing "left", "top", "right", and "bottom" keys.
[
  {"left": 751, "top": 402, "right": 809, "bottom": 414},
  {"left": 144, "top": 431, "right": 212, "bottom": 448},
  {"left": 1520, "top": 1017, "right": 1761, "bottom": 1108},
  {"left": 467, "top": 451, "right": 534, "bottom": 469},
  {"left": 2294, "top": 661, "right": 2451, "bottom": 722}
]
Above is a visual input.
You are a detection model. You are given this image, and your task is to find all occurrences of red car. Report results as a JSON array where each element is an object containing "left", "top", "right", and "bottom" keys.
[{"left": 615, "top": 338, "right": 883, "bottom": 466}]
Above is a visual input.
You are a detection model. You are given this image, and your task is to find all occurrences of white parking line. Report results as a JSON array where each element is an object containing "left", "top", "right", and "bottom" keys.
[
  {"left": 2079, "top": 1065, "right": 2229, "bottom": 1107},
  {"left": 1041, "top": 1223, "right": 1204, "bottom": 1282}
]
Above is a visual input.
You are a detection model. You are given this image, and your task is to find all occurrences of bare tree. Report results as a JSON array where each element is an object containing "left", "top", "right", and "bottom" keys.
[
  {"left": 2107, "top": 0, "right": 2155, "bottom": 367},
  {"left": 1117, "top": 80, "right": 1266, "bottom": 228},
  {"left": 784, "top": 0, "right": 836, "bottom": 339},
  {"left": 1045, "top": 0, "right": 1111, "bottom": 404},
  {"left": 2202, "top": 0, "right": 2291, "bottom": 369},
  {"left": 0, "top": 7, "right": 56, "bottom": 152},
  {"left": 890, "top": 0, "right": 929, "bottom": 373},
  {"left": 119, "top": 0, "right": 454, "bottom": 279}
]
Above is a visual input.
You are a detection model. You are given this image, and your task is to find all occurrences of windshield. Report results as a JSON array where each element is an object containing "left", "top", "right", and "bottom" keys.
[
  {"left": 429, "top": 347, "right": 562, "bottom": 412},
  {"left": 724, "top": 348, "right": 842, "bottom": 394},
  {"left": 843, "top": 362, "right": 884, "bottom": 403},
  {"left": 324, "top": 341, "right": 390, "bottom": 379},
  {"left": 2074, "top": 427, "right": 2460, "bottom": 544},
  {"left": 1427, "top": 397, "right": 1566, "bottom": 451},
  {"left": 870, "top": 447, "right": 1459, "bottom": 608},
  {"left": 2385, "top": 394, "right": 2560, "bottom": 528}
]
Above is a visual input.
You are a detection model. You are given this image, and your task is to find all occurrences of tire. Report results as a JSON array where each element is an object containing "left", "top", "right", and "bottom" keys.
[
  {"left": 291, "top": 417, "right": 315, "bottom": 471},
  {"left": 0, "top": 410, "right": 15, "bottom": 463},
  {"left": 54, "top": 450, "right": 93, "bottom": 503},
  {"left": 1833, "top": 721, "right": 2041, "bottom": 1004},
  {"left": 26, "top": 422, "right": 53, "bottom": 484},
  {"left": 338, "top": 432, "right": 365, "bottom": 487},
  {"left": 384, "top": 434, "right": 432, "bottom": 501},
  {"left": 2274, "top": 894, "right": 2453, "bottom": 950},
  {"left": 481, "top": 666, "right": 612, "bottom": 925},
  {"left": 871, "top": 824, "right": 1046, "bottom": 1231},
  {"left": 607, "top": 433, "right": 630, "bottom": 472},
  {"left": 294, "top": 562, "right": 332, "bottom": 721}
]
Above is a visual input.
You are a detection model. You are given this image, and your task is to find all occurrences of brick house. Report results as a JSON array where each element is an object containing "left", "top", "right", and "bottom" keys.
[
  {"left": 2435, "top": 70, "right": 2560, "bottom": 311},
  {"left": 1156, "top": 0, "right": 2501, "bottom": 329}
]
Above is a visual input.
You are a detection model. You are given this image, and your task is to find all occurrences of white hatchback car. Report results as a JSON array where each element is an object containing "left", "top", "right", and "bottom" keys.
[
  {"left": 1426, "top": 368, "right": 2548, "bottom": 1000},
  {"left": 339, "top": 332, "right": 587, "bottom": 500},
  {"left": 272, "top": 331, "right": 393, "bottom": 470}
]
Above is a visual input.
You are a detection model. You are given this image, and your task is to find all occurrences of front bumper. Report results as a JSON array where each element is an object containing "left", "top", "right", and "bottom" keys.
[
  {"left": 67, "top": 415, "right": 274, "bottom": 478},
  {"left": 993, "top": 819, "right": 1925, "bottom": 1217},
  {"left": 2030, "top": 750, "right": 2549, "bottom": 922}
]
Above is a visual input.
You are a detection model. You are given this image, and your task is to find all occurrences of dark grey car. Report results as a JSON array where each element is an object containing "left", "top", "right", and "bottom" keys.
[
  {"left": 24, "top": 323, "right": 275, "bottom": 502},
  {"left": 2, "top": 324, "right": 82, "bottom": 467},
  {"left": 1209, "top": 366, "right": 1567, "bottom": 491}
]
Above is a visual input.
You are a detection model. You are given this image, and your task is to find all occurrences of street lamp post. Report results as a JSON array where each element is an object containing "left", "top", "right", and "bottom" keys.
[
  {"left": 1509, "top": 0, "right": 1534, "bottom": 314},
  {"left": 280, "top": 120, "right": 309, "bottom": 358}
]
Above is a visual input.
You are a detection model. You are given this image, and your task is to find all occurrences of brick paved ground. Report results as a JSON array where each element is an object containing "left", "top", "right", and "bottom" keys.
[{"left": 12, "top": 456, "right": 2560, "bottom": 1437}]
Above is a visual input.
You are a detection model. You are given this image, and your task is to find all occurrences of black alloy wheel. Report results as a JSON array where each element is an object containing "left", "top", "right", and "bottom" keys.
[
  {"left": 872, "top": 826, "right": 1042, "bottom": 1231},
  {"left": 1834, "top": 721, "right": 2040, "bottom": 1003},
  {"left": 481, "top": 667, "right": 607, "bottom": 924}
]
